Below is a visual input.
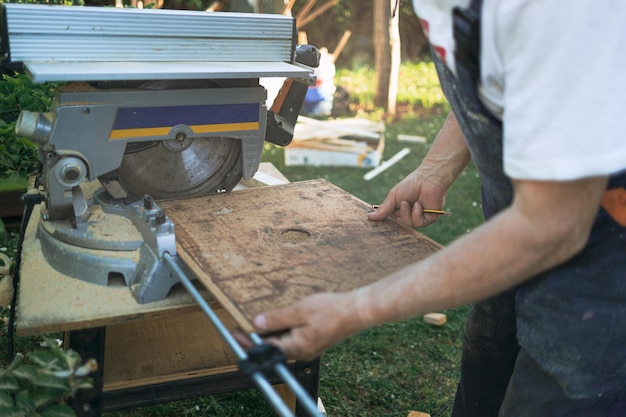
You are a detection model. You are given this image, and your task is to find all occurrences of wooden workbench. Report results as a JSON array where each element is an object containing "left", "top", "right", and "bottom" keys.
[{"left": 17, "top": 163, "right": 321, "bottom": 415}]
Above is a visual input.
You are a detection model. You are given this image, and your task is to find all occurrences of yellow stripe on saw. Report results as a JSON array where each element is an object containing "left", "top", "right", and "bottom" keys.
[
  {"left": 109, "top": 122, "right": 260, "bottom": 140},
  {"left": 193, "top": 122, "right": 259, "bottom": 134},
  {"left": 109, "top": 127, "right": 170, "bottom": 139}
]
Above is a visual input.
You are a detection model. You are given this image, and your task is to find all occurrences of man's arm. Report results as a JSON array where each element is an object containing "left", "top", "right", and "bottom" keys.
[{"left": 254, "top": 175, "right": 608, "bottom": 360}]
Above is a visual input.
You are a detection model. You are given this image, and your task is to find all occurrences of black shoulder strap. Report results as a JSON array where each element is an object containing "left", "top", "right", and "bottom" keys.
[
  {"left": 452, "top": 0, "right": 483, "bottom": 95},
  {"left": 451, "top": 0, "right": 500, "bottom": 122}
]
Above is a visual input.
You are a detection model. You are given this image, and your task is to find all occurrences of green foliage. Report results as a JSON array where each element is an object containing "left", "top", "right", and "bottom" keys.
[
  {"left": 0, "top": 337, "right": 96, "bottom": 417},
  {"left": 396, "top": 60, "right": 448, "bottom": 107},
  {"left": 0, "top": 74, "right": 56, "bottom": 123},
  {"left": 0, "top": 73, "right": 60, "bottom": 179}
]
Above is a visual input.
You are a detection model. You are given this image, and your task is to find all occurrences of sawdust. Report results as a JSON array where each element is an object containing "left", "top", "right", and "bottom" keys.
[
  {"left": 16, "top": 205, "right": 199, "bottom": 336},
  {"left": 280, "top": 229, "right": 311, "bottom": 242},
  {"left": 40, "top": 180, "right": 142, "bottom": 246},
  {"left": 213, "top": 207, "right": 233, "bottom": 216},
  {"left": 84, "top": 205, "right": 142, "bottom": 242},
  {"left": 57, "top": 82, "right": 100, "bottom": 93}
]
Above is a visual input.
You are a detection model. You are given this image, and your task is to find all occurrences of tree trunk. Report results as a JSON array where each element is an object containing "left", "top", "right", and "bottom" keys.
[{"left": 373, "top": 0, "right": 401, "bottom": 115}]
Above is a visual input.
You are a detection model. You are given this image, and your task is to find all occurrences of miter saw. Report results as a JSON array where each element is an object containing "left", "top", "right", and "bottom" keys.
[{"left": 1, "top": 3, "right": 319, "bottom": 304}]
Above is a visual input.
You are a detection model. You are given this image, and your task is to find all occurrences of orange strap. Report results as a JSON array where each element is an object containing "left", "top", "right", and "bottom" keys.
[{"left": 601, "top": 188, "right": 626, "bottom": 227}]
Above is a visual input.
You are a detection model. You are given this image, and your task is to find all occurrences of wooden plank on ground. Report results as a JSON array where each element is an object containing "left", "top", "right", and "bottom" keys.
[
  {"left": 407, "top": 412, "right": 431, "bottom": 417},
  {"left": 160, "top": 179, "right": 442, "bottom": 334},
  {"left": 423, "top": 312, "right": 447, "bottom": 326}
]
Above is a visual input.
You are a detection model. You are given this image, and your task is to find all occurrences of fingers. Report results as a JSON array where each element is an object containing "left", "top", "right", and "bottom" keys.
[
  {"left": 394, "top": 200, "right": 417, "bottom": 225},
  {"left": 400, "top": 201, "right": 440, "bottom": 226},
  {"left": 233, "top": 325, "right": 318, "bottom": 360},
  {"left": 367, "top": 198, "right": 396, "bottom": 221},
  {"left": 250, "top": 293, "right": 353, "bottom": 360},
  {"left": 253, "top": 306, "right": 299, "bottom": 334},
  {"left": 367, "top": 196, "right": 415, "bottom": 223},
  {"left": 370, "top": 200, "right": 439, "bottom": 228},
  {"left": 251, "top": 312, "right": 320, "bottom": 360},
  {"left": 263, "top": 329, "right": 318, "bottom": 361},
  {"left": 231, "top": 307, "right": 308, "bottom": 359}
]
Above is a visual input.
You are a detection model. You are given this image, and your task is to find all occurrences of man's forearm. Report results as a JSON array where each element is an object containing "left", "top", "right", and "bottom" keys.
[{"left": 415, "top": 110, "right": 472, "bottom": 190}]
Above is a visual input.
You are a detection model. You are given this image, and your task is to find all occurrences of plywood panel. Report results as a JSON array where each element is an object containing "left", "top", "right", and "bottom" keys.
[
  {"left": 160, "top": 179, "right": 442, "bottom": 333},
  {"left": 103, "top": 309, "right": 239, "bottom": 390}
]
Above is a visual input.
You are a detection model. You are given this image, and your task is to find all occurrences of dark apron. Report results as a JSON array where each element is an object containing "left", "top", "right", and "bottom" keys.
[
  {"left": 432, "top": 51, "right": 626, "bottom": 416},
  {"left": 432, "top": 53, "right": 519, "bottom": 417}
]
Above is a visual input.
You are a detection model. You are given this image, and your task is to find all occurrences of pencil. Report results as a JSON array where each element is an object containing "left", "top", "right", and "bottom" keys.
[
  {"left": 422, "top": 209, "right": 452, "bottom": 216},
  {"left": 371, "top": 205, "right": 451, "bottom": 216}
]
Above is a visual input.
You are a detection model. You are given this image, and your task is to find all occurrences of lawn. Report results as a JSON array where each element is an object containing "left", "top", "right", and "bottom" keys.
[{"left": 0, "top": 61, "right": 484, "bottom": 417}]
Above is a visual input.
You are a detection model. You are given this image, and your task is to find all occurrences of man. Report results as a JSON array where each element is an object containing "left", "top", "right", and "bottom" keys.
[{"left": 252, "top": 1, "right": 626, "bottom": 415}]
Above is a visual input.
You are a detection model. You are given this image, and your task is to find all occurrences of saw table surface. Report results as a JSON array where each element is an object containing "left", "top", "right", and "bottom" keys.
[{"left": 160, "top": 179, "right": 442, "bottom": 334}]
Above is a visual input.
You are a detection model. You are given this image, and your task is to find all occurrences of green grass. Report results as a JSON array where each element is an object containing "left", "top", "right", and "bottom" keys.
[{"left": 0, "top": 61, "right": 484, "bottom": 416}]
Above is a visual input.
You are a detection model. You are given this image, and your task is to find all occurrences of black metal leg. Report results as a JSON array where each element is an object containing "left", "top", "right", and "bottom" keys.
[
  {"left": 63, "top": 327, "right": 320, "bottom": 416},
  {"left": 294, "top": 358, "right": 321, "bottom": 417},
  {"left": 66, "top": 327, "right": 106, "bottom": 417}
]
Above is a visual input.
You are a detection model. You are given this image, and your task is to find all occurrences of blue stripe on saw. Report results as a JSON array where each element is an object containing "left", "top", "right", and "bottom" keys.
[{"left": 112, "top": 103, "right": 259, "bottom": 130}]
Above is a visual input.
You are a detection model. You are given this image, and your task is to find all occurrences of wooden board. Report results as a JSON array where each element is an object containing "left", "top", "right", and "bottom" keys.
[{"left": 160, "top": 179, "right": 442, "bottom": 333}]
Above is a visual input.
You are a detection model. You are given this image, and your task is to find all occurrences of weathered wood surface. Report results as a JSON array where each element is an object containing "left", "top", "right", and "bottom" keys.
[{"left": 160, "top": 179, "right": 442, "bottom": 333}]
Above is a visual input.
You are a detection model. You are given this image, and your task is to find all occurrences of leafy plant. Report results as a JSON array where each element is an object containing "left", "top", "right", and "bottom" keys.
[
  {"left": 0, "top": 337, "right": 96, "bottom": 417},
  {"left": 0, "top": 73, "right": 60, "bottom": 179}
]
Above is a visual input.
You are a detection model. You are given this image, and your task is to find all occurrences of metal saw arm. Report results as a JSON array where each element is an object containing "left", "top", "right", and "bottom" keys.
[{"left": 266, "top": 44, "right": 320, "bottom": 147}]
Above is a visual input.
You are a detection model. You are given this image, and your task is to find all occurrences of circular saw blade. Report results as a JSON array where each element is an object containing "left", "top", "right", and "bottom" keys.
[{"left": 117, "top": 137, "right": 242, "bottom": 200}]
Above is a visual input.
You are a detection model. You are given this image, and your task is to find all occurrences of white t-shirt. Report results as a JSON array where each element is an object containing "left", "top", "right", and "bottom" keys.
[{"left": 411, "top": 0, "right": 626, "bottom": 181}]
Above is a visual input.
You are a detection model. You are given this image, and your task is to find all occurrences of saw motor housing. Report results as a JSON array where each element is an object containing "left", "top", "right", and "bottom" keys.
[{"left": 1, "top": 4, "right": 318, "bottom": 303}]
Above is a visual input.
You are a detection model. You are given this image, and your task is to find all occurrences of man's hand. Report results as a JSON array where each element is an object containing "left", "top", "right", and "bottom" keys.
[
  {"left": 252, "top": 292, "right": 366, "bottom": 361},
  {"left": 367, "top": 172, "right": 448, "bottom": 228},
  {"left": 368, "top": 111, "right": 471, "bottom": 228}
]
